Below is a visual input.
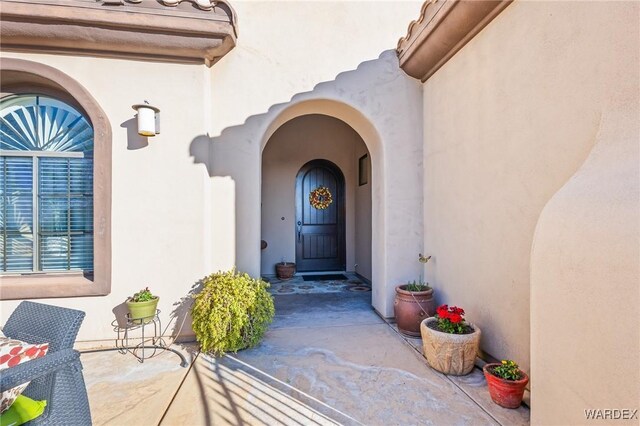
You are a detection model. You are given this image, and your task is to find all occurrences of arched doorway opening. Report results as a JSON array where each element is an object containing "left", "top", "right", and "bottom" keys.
[{"left": 260, "top": 114, "right": 372, "bottom": 284}]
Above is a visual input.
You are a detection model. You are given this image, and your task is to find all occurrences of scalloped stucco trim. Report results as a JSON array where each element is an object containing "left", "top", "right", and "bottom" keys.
[
  {"left": 396, "top": 0, "right": 443, "bottom": 55},
  {"left": 105, "top": 0, "right": 223, "bottom": 12}
]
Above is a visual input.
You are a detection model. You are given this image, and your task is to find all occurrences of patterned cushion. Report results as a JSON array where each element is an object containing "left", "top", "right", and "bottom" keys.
[{"left": 0, "top": 332, "right": 49, "bottom": 414}]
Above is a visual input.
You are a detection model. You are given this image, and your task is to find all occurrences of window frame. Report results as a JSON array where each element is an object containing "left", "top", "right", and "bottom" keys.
[
  {"left": 358, "top": 154, "right": 369, "bottom": 186},
  {"left": 2, "top": 94, "right": 95, "bottom": 274},
  {"left": 0, "top": 58, "right": 111, "bottom": 300}
]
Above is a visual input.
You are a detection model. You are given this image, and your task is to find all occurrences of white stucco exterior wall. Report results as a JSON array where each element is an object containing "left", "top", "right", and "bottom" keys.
[
  {"left": 203, "top": 50, "right": 424, "bottom": 317},
  {"left": 421, "top": 0, "right": 639, "bottom": 376},
  {"left": 0, "top": 54, "right": 214, "bottom": 342},
  {"left": 1, "top": 1, "right": 423, "bottom": 338},
  {"left": 531, "top": 100, "right": 639, "bottom": 424},
  {"left": 201, "top": 1, "right": 424, "bottom": 317},
  {"left": 354, "top": 144, "right": 372, "bottom": 281}
]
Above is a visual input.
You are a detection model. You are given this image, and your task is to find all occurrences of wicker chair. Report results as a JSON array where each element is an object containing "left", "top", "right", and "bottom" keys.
[{"left": 1, "top": 301, "right": 92, "bottom": 425}]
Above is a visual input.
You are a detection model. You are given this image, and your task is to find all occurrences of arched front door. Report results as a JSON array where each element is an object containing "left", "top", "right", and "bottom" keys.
[{"left": 295, "top": 159, "right": 345, "bottom": 272}]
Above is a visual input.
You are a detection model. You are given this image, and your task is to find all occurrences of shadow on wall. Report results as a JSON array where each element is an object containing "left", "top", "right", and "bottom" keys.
[
  {"left": 189, "top": 50, "right": 398, "bottom": 175},
  {"left": 111, "top": 301, "right": 129, "bottom": 329},
  {"left": 188, "top": 50, "right": 400, "bottom": 277},
  {"left": 108, "top": 282, "right": 200, "bottom": 341},
  {"left": 190, "top": 134, "right": 212, "bottom": 171},
  {"left": 170, "top": 279, "right": 204, "bottom": 339},
  {"left": 120, "top": 118, "right": 149, "bottom": 150}
]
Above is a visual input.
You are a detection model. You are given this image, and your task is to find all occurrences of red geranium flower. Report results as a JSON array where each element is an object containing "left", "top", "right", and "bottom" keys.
[
  {"left": 449, "top": 313, "right": 462, "bottom": 323},
  {"left": 434, "top": 304, "right": 468, "bottom": 333},
  {"left": 436, "top": 304, "right": 448, "bottom": 316},
  {"left": 450, "top": 306, "right": 465, "bottom": 315}
]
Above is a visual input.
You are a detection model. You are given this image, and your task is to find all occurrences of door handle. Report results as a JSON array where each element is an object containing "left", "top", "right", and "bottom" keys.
[{"left": 297, "top": 221, "right": 302, "bottom": 242}]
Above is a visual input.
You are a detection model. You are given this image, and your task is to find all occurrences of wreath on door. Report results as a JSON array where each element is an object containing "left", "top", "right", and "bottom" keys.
[{"left": 309, "top": 186, "right": 333, "bottom": 210}]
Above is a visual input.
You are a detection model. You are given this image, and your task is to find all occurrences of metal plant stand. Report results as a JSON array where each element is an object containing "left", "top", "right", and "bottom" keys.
[
  {"left": 120, "top": 309, "right": 188, "bottom": 367},
  {"left": 82, "top": 309, "right": 188, "bottom": 368}
]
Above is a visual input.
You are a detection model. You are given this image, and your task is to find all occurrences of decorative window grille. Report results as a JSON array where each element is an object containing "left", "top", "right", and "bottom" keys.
[{"left": 0, "top": 95, "right": 94, "bottom": 273}]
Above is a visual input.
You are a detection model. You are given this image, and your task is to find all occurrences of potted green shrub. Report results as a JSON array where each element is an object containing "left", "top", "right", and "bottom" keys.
[
  {"left": 483, "top": 360, "right": 529, "bottom": 408},
  {"left": 394, "top": 279, "right": 435, "bottom": 337},
  {"left": 420, "top": 304, "right": 481, "bottom": 375},
  {"left": 126, "top": 287, "right": 159, "bottom": 324},
  {"left": 191, "top": 269, "right": 275, "bottom": 356}
]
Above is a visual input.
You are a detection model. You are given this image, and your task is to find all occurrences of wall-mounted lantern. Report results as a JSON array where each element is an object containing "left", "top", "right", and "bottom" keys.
[{"left": 132, "top": 101, "right": 160, "bottom": 137}]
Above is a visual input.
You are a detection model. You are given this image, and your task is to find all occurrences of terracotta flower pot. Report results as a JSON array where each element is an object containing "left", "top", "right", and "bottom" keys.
[
  {"left": 483, "top": 364, "right": 529, "bottom": 408},
  {"left": 420, "top": 317, "right": 481, "bottom": 375},
  {"left": 275, "top": 262, "right": 295, "bottom": 280},
  {"left": 126, "top": 297, "right": 159, "bottom": 324},
  {"left": 394, "top": 285, "right": 435, "bottom": 337}
]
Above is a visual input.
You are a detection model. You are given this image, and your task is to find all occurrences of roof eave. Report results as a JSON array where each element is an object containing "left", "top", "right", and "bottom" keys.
[
  {"left": 397, "top": 0, "right": 512, "bottom": 82},
  {"left": 0, "top": 0, "right": 238, "bottom": 67}
]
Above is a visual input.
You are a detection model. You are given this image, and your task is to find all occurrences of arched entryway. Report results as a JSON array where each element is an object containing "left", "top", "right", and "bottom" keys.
[
  {"left": 260, "top": 114, "right": 372, "bottom": 283},
  {"left": 253, "top": 97, "right": 422, "bottom": 318},
  {"left": 295, "top": 159, "right": 346, "bottom": 272}
]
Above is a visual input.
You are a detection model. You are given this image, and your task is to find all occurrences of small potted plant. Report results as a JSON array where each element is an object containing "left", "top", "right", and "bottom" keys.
[
  {"left": 275, "top": 260, "right": 295, "bottom": 280},
  {"left": 420, "top": 304, "right": 481, "bottom": 375},
  {"left": 126, "top": 287, "right": 159, "bottom": 324},
  {"left": 394, "top": 279, "right": 435, "bottom": 337},
  {"left": 483, "top": 360, "right": 529, "bottom": 408}
]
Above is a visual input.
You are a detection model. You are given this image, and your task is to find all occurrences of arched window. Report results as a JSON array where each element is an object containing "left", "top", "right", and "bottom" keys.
[{"left": 1, "top": 94, "right": 94, "bottom": 273}]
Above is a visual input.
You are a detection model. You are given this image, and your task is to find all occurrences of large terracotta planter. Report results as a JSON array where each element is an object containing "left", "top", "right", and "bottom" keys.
[
  {"left": 483, "top": 364, "right": 529, "bottom": 408},
  {"left": 420, "top": 317, "right": 481, "bottom": 375},
  {"left": 275, "top": 262, "right": 295, "bottom": 280},
  {"left": 394, "top": 285, "right": 435, "bottom": 337},
  {"left": 126, "top": 297, "right": 159, "bottom": 324}
]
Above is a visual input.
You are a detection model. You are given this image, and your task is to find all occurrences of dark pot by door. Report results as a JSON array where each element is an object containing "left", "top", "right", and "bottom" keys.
[
  {"left": 276, "top": 262, "right": 296, "bottom": 280},
  {"left": 394, "top": 285, "right": 435, "bottom": 337}
]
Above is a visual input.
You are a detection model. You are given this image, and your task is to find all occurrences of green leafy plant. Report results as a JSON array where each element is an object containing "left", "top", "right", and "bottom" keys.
[
  {"left": 405, "top": 279, "right": 430, "bottom": 292},
  {"left": 491, "top": 360, "right": 523, "bottom": 381},
  {"left": 130, "top": 287, "right": 156, "bottom": 302},
  {"left": 191, "top": 269, "right": 275, "bottom": 356}
]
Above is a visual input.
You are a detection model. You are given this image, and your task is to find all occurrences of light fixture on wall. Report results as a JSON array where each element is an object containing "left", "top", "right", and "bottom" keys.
[{"left": 132, "top": 101, "right": 160, "bottom": 137}]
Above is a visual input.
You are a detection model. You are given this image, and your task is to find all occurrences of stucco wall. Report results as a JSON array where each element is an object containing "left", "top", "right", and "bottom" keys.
[
  {"left": 1, "top": 1, "right": 423, "bottom": 338},
  {"left": 421, "top": 0, "right": 639, "bottom": 377},
  {"left": 260, "top": 114, "right": 369, "bottom": 276},
  {"left": 201, "top": 1, "right": 424, "bottom": 317},
  {"left": 531, "top": 101, "right": 639, "bottom": 424},
  {"left": 0, "top": 52, "right": 214, "bottom": 342},
  {"left": 355, "top": 146, "right": 372, "bottom": 281}
]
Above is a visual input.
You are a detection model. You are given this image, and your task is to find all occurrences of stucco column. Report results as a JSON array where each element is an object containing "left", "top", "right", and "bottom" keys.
[{"left": 530, "top": 103, "right": 639, "bottom": 423}]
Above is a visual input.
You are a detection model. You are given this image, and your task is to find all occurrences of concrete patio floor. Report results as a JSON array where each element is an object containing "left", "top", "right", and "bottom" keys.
[{"left": 81, "top": 282, "right": 530, "bottom": 425}]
